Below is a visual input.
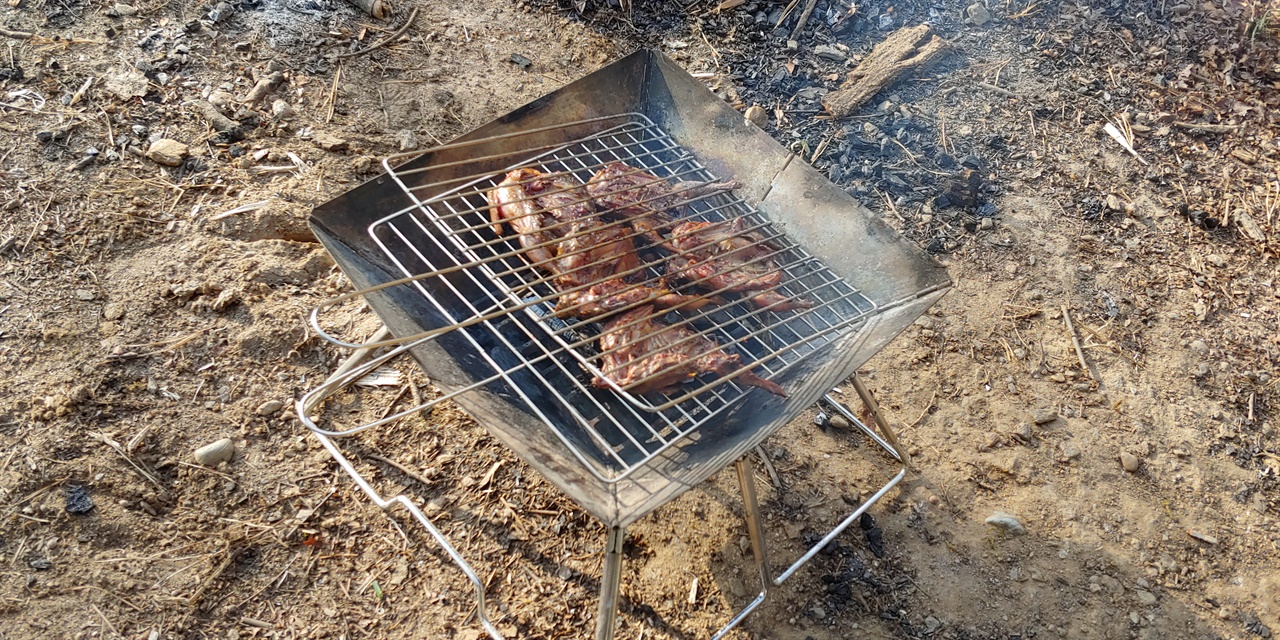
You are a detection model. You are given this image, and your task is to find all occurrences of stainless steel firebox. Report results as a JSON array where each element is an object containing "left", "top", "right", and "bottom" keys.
[{"left": 298, "top": 49, "right": 949, "bottom": 639}]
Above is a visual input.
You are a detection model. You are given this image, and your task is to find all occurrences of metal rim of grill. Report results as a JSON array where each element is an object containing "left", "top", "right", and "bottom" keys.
[{"left": 307, "top": 113, "right": 880, "bottom": 483}]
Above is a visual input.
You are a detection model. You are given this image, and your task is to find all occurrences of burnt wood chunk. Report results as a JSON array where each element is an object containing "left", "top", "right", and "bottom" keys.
[{"left": 822, "top": 25, "right": 950, "bottom": 118}]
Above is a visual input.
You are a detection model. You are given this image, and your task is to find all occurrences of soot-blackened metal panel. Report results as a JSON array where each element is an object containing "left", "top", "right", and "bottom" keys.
[{"left": 309, "top": 50, "right": 950, "bottom": 527}]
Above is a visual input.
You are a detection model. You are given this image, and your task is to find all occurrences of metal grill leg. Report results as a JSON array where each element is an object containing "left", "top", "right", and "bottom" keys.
[
  {"left": 735, "top": 458, "right": 771, "bottom": 581},
  {"left": 711, "top": 458, "right": 773, "bottom": 639},
  {"left": 595, "top": 526, "right": 625, "bottom": 640},
  {"left": 849, "top": 372, "right": 912, "bottom": 469},
  {"left": 716, "top": 375, "right": 913, "bottom": 637}
]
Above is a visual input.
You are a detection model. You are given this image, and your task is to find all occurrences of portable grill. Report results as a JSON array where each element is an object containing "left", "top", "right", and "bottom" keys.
[{"left": 298, "top": 50, "right": 950, "bottom": 639}]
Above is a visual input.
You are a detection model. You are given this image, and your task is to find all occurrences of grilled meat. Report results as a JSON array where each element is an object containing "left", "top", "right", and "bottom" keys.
[
  {"left": 486, "top": 168, "right": 709, "bottom": 320},
  {"left": 594, "top": 305, "right": 786, "bottom": 397},
  {"left": 587, "top": 162, "right": 741, "bottom": 248},
  {"left": 664, "top": 218, "right": 814, "bottom": 312}
]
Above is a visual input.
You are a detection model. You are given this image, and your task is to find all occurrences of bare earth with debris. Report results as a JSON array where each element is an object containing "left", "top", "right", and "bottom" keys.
[{"left": 1, "top": 1, "right": 1278, "bottom": 639}]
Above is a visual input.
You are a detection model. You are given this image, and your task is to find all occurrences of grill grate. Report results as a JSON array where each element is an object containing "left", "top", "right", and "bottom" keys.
[{"left": 339, "top": 113, "right": 876, "bottom": 481}]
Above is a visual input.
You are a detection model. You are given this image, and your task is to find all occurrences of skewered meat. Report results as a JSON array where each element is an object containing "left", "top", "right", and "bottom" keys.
[
  {"left": 587, "top": 161, "right": 740, "bottom": 248},
  {"left": 664, "top": 218, "right": 814, "bottom": 312},
  {"left": 486, "top": 168, "right": 709, "bottom": 319},
  {"left": 594, "top": 305, "right": 786, "bottom": 397}
]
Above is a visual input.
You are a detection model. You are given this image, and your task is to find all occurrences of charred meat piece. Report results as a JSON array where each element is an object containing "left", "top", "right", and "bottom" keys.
[
  {"left": 587, "top": 161, "right": 741, "bottom": 248},
  {"left": 594, "top": 305, "right": 786, "bottom": 397},
  {"left": 665, "top": 218, "right": 814, "bottom": 312},
  {"left": 486, "top": 168, "right": 709, "bottom": 320},
  {"left": 487, "top": 168, "right": 560, "bottom": 268}
]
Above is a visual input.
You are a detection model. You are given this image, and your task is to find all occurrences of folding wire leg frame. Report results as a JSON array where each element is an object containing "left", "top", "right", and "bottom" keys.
[{"left": 298, "top": 330, "right": 910, "bottom": 640}]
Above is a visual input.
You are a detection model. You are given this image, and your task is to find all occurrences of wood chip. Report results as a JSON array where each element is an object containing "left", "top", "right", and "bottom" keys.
[
  {"left": 1187, "top": 530, "right": 1218, "bottom": 545},
  {"left": 478, "top": 460, "right": 504, "bottom": 489},
  {"left": 1233, "top": 209, "right": 1267, "bottom": 243}
]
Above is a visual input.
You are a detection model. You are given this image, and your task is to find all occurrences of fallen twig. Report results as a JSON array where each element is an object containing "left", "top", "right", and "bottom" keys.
[
  {"left": 754, "top": 445, "right": 782, "bottom": 489},
  {"left": 332, "top": 7, "right": 418, "bottom": 60},
  {"left": 1173, "top": 121, "right": 1238, "bottom": 134},
  {"left": 823, "top": 25, "right": 950, "bottom": 118},
  {"left": 190, "top": 99, "right": 244, "bottom": 138},
  {"left": 977, "top": 81, "right": 1016, "bottom": 97},
  {"left": 1061, "top": 305, "right": 1100, "bottom": 384},
  {"left": 788, "top": 0, "right": 820, "bottom": 42},
  {"left": 906, "top": 389, "right": 937, "bottom": 430},
  {"left": 242, "top": 71, "right": 285, "bottom": 108},
  {"left": 366, "top": 452, "right": 435, "bottom": 488},
  {"left": 0, "top": 27, "right": 34, "bottom": 39},
  {"left": 89, "top": 431, "right": 168, "bottom": 494}
]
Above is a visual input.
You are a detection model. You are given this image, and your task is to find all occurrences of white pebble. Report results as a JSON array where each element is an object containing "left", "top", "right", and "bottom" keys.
[{"left": 193, "top": 438, "right": 235, "bottom": 466}]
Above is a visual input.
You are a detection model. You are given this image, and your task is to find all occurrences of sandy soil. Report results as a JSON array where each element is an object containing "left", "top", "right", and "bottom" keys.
[{"left": 1, "top": 0, "right": 1277, "bottom": 639}]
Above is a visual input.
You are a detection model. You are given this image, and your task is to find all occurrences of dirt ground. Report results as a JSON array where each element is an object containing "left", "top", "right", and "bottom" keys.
[{"left": 1, "top": 0, "right": 1278, "bottom": 639}]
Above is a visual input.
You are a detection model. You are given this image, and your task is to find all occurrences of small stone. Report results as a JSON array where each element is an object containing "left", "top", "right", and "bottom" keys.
[
  {"left": 103, "top": 302, "right": 126, "bottom": 321},
  {"left": 271, "top": 99, "right": 294, "bottom": 119},
  {"left": 810, "top": 605, "right": 826, "bottom": 619},
  {"left": 828, "top": 415, "right": 851, "bottom": 430},
  {"left": 924, "top": 616, "right": 942, "bottom": 633},
  {"left": 985, "top": 511, "right": 1026, "bottom": 535},
  {"left": 1206, "top": 254, "right": 1226, "bottom": 268},
  {"left": 1134, "top": 589, "right": 1158, "bottom": 606},
  {"left": 813, "top": 45, "right": 847, "bottom": 62},
  {"left": 1032, "top": 407, "right": 1058, "bottom": 424},
  {"left": 206, "top": 1, "right": 234, "bottom": 23},
  {"left": 744, "top": 105, "right": 767, "bottom": 128},
  {"left": 509, "top": 53, "right": 533, "bottom": 69},
  {"left": 1189, "top": 339, "right": 1209, "bottom": 355},
  {"left": 29, "top": 557, "right": 52, "bottom": 570},
  {"left": 256, "top": 400, "right": 283, "bottom": 416},
  {"left": 1060, "top": 442, "right": 1082, "bottom": 461},
  {"left": 728, "top": 577, "right": 746, "bottom": 597},
  {"left": 74, "top": 289, "right": 95, "bottom": 301},
  {"left": 312, "top": 132, "right": 349, "bottom": 152},
  {"left": 396, "top": 129, "right": 419, "bottom": 152},
  {"left": 1120, "top": 451, "right": 1142, "bottom": 473},
  {"left": 966, "top": 2, "right": 992, "bottom": 26},
  {"left": 979, "top": 217, "right": 994, "bottom": 230},
  {"left": 1049, "top": 373, "right": 1067, "bottom": 383},
  {"left": 194, "top": 438, "right": 236, "bottom": 466},
  {"left": 108, "top": 3, "right": 138, "bottom": 16},
  {"left": 785, "top": 39, "right": 798, "bottom": 52},
  {"left": 146, "top": 139, "right": 189, "bottom": 166},
  {"left": 208, "top": 90, "right": 235, "bottom": 109}
]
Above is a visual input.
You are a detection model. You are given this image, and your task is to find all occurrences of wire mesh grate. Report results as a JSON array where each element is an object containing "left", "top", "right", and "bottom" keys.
[{"left": 360, "top": 113, "right": 876, "bottom": 481}]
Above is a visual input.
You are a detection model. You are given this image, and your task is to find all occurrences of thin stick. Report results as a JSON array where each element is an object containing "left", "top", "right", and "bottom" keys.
[
  {"left": 1061, "top": 305, "right": 1099, "bottom": 383},
  {"left": 977, "top": 81, "right": 1015, "bottom": 97},
  {"left": 325, "top": 65, "right": 342, "bottom": 123},
  {"left": 91, "top": 604, "right": 122, "bottom": 639},
  {"left": 332, "top": 7, "right": 418, "bottom": 60},
  {"left": 0, "top": 27, "right": 34, "bottom": 39},
  {"left": 754, "top": 445, "right": 782, "bottom": 489},
  {"left": 89, "top": 431, "right": 168, "bottom": 494},
  {"left": 366, "top": 452, "right": 435, "bottom": 488},
  {"left": 906, "top": 389, "right": 937, "bottom": 429},
  {"left": 774, "top": 0, "right": 800, "bottom": 27},
  {"left": 788, "top": 0, "right": 820, "bottom": 42}
]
